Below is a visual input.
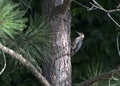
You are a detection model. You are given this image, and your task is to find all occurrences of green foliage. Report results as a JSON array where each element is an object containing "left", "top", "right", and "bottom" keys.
[
  {"left": 0, "top": 0, "right": 27, "bottom": 38},
  {"left": 13, "top": 14, "right": 53, "bottom": 62},
  {"left": 85, "top": 59, "right": 105, "bottom": 86},
  {"left": 0, "top": 62, "right": 41, "bottom": 86},
  {"left": 0, "top": 0, "right": 53, "bottom": 86}
]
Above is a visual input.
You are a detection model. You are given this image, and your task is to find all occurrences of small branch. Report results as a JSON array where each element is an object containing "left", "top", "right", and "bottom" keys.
[
  {"left": 89, "top": 2, "right": 108, "bottom": 12},
  {"left": 0, "top": 43, "right": 50, "bottom": 86},
  {"left": 117, "top": 32, "right": 120, "bottom": 56},
  {"left": 20, "top": 48, "right": 42, "bottom": 73},
  {"left": 117, "top": 3, "right": 120, "bottom": 8},
  {"left": 0, "top": 50, "right": 6, "bottom": 75},
  {"left": 73, "top": 0, "right": 120, "bottom": 28},
  {"left": 72, "top": 0, "right": 89, "bottom": 9},
  {"left": 92, "top": 0, "right": 104, "bottom": 9},
  {"left": 107, "top": 13, "right": 120, "bottom": 28},
  {"left": 108, "top": 9, "right": 120, "bottom": 13},
  {"left": 90, "top": 0, "right": 120, "bottom": 28},
  {"left": 76, "top": 69, "right": 120, "bottom": 86}
]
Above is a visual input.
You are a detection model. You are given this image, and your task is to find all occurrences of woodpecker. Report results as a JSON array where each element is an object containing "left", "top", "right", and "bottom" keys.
[{"left": 71, "top": 32, "right": 84, "bottom": 56}]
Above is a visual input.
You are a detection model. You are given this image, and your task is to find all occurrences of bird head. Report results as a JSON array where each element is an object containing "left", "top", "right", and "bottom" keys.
[{"left": 76, "top": 32, "right": 84, "bottom": 39}]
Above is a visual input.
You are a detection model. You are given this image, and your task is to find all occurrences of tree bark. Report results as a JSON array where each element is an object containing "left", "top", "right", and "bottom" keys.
[{"left": 41, "top": 0, "right": 71, "bottom": 86}]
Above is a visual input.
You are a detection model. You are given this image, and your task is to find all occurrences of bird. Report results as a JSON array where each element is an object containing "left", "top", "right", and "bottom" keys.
[{"left": 71, "top": 32, "right": 84, "bottom": 56}]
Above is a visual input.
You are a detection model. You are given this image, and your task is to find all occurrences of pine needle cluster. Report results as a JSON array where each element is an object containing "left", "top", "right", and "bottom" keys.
[
  {"left": 0, "top": 0, "right": 53, "bottom": 65},
  {"left": 0, "top": 0, "right": 27, "bottom": 38}
]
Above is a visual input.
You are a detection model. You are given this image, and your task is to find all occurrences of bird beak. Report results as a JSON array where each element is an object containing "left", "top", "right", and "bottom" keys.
[{"left": 76, "top": 31, "right": 80, "bottom": 35}]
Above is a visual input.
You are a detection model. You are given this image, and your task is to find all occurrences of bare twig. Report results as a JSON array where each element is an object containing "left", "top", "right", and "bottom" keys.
[
  {"left": 107, "top": 13, "right": 120, "bottom": 28},
  {"left": 117, "top": 32, "right": 120, "bottom": 56},
  {"left": 0, "top": 50, "right": 6, "bottom": 75},
  {"left": 90, "top": 0, "right": 120, "bottom": 28},
  {"left": 73, "top": 0, "right": 120, "bottom": 28},
  {"left": 108, "top": 75, "right": 119, "bottom": 86},
  {"left": 72, "top": 0, "right": 89, "bottom": 9},
  {"left": 108, "top": 9, "right": 120, "bottom": 13},
  {"left": 89, "top": 2, "right": 108, "bottom": 12},
  {"left": 0, "top": 43, "right": 50, "bottom": 86}
]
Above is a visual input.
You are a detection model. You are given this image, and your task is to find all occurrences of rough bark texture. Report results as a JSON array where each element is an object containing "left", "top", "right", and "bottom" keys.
[{"left": 41, "top": 0, "right": 71, "bottom": 86}]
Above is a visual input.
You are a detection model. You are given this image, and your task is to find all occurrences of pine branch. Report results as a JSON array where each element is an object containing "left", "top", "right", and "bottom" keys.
[
  {"left": 76, "top": 69, "right": 120, "bottom": 86},
  {"left": 0, "top": 43, "right": 50, "bottom": 86},
  {"left": 0, "top": 50, "right": 6, "bottom": 75}
]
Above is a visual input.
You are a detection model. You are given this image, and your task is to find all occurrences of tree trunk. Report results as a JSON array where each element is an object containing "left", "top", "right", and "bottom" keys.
[{"left": 41, "top": 0, "right": 71, "bottom": 86}]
